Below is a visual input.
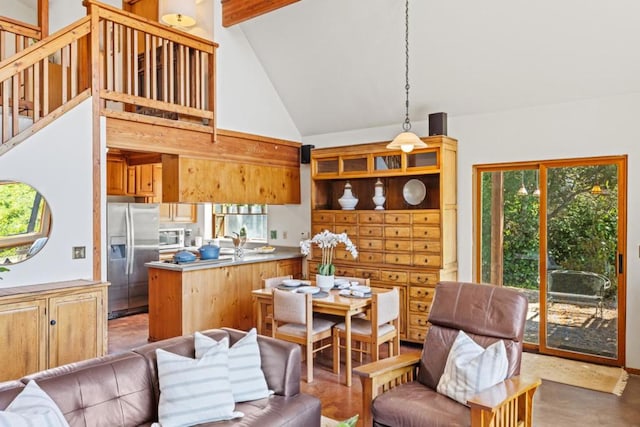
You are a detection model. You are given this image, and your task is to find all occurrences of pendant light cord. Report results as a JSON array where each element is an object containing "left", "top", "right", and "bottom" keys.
[{"left": 403, "top": 0, "right": 412, "bottom": 132}]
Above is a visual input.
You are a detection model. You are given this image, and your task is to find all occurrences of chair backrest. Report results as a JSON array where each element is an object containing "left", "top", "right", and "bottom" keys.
[
  {"left": 273, "top": 289, "right": 310, "bottom": 325},
  {"left": 375, "top": 287, "right": 399, "bottom": 326},
  {"left": 263, "top": 275, "right": 293, "bottom": 288},
  {"left": 417, "top": 281, "right": 528, "bottom": 391}
]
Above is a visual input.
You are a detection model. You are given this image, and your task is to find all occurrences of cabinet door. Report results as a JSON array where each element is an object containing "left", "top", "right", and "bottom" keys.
[
  {"left": 159, "top": 203, "right": 173, "bottom": 222},
  {"left": 106, "top": 157, "right": 127, "bottom": 195},
  {"left": 0, "top": 299, "right": 47, "bottom": 381},
  {"left": 276, "top": 258, "right": 302, "bottom": 279},
  {"left": 127, "top": 166, "right": 137, "bottom": 195},
  {"left": 48, "top": 290, "right": 105, "bottom": 368},
  {"left": 135, "top": 164, "right": 155, "bottom": 196},
  {"left": 172, "top": 204, "right": 197, "bottom": 222}
]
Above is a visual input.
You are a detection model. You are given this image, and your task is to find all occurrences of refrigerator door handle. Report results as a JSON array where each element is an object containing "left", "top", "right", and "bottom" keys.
[{"left": 126, "top": 207, "right": 134, "bottom": 275}]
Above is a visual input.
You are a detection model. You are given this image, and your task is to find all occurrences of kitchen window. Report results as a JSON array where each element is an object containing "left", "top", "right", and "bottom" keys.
[{"left": 213, "top": 204, "right": 268, "bottom": 242}]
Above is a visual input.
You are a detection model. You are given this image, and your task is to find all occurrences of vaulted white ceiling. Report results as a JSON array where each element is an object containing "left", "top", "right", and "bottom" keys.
[{"left": 238, "top": 0, "right": 640, "bottom": 137}]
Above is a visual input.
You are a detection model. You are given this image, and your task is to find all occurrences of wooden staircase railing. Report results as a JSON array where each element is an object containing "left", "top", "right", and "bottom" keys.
[
  {"left": 0, "top": 1, "right": 217, "bottom": 155},
  {"left": 0, "top": 16, "right": 91, "bottom": 155}
]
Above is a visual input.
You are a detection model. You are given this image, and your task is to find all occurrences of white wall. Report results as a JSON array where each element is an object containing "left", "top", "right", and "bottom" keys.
[
  {"left": 302, "top": 92, "right": 640, "bottom": 369},
  {"left": 0, "top": 99, "right": 94, "bottom": 287}
]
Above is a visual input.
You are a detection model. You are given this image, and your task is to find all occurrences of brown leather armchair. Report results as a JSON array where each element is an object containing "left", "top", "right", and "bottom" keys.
[{"left": 354, "top": 281, "right": 541, "bottom": 427}]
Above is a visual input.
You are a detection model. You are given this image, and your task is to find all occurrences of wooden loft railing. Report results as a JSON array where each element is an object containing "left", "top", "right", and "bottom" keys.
[
  {"left": 0, "top": 16, "right": 90, "bottom": 155},
  {"left": 84, "top": 0, "right": 217, "bottom": 136},
  {"left": 0, "top": 0, "right": 217, "bottom": 155}
]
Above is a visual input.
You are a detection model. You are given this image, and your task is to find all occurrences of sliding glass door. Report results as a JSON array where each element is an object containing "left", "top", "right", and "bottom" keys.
[{"left": 475, "top": 157, "right": 626, "bottom": 365}]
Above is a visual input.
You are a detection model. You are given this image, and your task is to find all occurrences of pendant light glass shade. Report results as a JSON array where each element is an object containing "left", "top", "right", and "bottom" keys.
[
  {"left": 387, "top": 132, "right": 427, "bottom": 153},
  {"left": 160, "top": 0, "right": 196, "bottom": 28},
  {"left": 387, "top": 0, "right": 425, "bottom": 154}
]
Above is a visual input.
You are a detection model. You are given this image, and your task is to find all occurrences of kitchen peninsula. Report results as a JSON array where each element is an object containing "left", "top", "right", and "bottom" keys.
[{"left": 145, "top": 247, "right": 303, "bottom": 341}]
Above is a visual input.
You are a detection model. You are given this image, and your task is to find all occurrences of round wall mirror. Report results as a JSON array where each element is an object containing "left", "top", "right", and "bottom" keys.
[{"left": 0, "top": 181, "right": 52, "bottom": 265}]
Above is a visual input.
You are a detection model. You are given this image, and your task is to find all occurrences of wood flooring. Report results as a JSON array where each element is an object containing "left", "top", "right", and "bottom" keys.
[{"left": 109, "top": 314, "right": 640, "bottom": 426}]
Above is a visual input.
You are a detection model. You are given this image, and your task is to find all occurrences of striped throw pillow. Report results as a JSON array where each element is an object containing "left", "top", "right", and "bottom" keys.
[
  {"left": 156, "top": 339, "right": 243, "bottom": 427},
  {"left": 436, "top": 330, "right": 509, "bottom": 405},
  {"left": 195, "top": 329, "right": 272, "bottom": 402},
  {"left": 0, "top": 380, "right": 69, "bottom": 427}
]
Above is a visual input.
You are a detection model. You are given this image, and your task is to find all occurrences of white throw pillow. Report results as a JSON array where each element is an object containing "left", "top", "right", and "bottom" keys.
[
  {"left": 437, "top": 330, "right": 509, "bottom": 405},
  {"left": 156, "top": 340, "right": 243, "bottom": 427},
  {"left": 0, "top": 380, "right": 69, "bottom": 427},
  {"left": 195, "top": 329, "right": 273, "bottom": 402}
]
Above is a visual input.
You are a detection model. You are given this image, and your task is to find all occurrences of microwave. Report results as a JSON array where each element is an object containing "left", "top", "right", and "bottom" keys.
[{"left": 159, "top": 228, "right": 185, "bottom": 249}]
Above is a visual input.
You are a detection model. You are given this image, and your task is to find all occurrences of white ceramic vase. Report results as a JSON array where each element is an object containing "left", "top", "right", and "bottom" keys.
[
  {"left": 316, "top": 274, "right": 335, "bottom": 292},
  {"left": 338, "top": 181, "right": 358, "bottom": 210},
  {"left": 372, "top": 178, "right": 386, "bottom": 210}
]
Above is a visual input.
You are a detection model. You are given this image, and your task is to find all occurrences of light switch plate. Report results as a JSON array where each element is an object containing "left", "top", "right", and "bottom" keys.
[{"left": 72, "top": 246, "right": 86, "bottom": 259}]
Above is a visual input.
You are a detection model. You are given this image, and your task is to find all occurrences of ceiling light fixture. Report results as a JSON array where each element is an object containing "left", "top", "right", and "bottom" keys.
[
  {"left": 160, "top": 0, "right": 197, "bottom": 28},
  {"left": 517, "top": 171, "right": 528, "bottom": 196},
  {"left": 533, "top": 170, "right": 541, "bottom": 197},
  {"left": 387, "top": 0, "right": 426, "bottom": 154}
]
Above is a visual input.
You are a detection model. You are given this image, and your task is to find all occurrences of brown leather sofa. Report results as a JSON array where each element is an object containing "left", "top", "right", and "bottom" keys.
[{"left": 0, "top": 328, "right": 321, "bottom": 426}]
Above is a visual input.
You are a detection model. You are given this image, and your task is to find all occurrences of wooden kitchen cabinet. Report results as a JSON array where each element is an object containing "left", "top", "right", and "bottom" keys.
[
  {"left": 107, "top": 155, "right": 127, "bottom": 195},
  {"left": 159, "top": 203, "right": 197, "bottom": 223},
  {"left": 0, "top": 280, "right": 108, "bottom": 382},
  {"left": 148, "top": 257, "right": 302, "bottom": 341},
  {"left": 309, "top": 136, "right": 458, "bottom": 343}
]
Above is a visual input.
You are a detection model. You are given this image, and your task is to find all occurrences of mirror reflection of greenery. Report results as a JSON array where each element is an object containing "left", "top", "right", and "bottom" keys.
[{"left": 0, "top": 181, "right": 50, "bottom": 263}]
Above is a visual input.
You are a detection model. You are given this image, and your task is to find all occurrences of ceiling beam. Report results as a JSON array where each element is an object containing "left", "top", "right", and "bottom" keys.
[{"left": 221, "top": 0, "right": 300, "bottom": 27}]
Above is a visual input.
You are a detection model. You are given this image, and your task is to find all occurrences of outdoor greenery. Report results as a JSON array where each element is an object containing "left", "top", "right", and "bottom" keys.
[
  {"left": 481, "top": 164, "right": 618, "bottom": 292},
  {"left": 0, "top": 181, "right": 46, "bottom": 261}
]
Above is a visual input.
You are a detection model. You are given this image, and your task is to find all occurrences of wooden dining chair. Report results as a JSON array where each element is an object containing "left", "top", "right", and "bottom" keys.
[
  {"left": 333, "top": 287, "right": 400, "bottom": 376},
  {"left": 259, "top": 275, "right": 293, "bottom": 334},
  {"left": 272, "top": 288, "right": 336, "bottom": 382}
]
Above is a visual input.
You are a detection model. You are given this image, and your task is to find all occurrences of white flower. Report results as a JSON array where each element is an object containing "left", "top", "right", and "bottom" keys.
[{"left": 300, "top": 230, "right": 358, "bottom": 270}]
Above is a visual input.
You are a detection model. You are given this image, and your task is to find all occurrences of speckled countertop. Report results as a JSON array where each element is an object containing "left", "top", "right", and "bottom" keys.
[{"left": 146, "top": 246, "right": 303, "bottom": 272}]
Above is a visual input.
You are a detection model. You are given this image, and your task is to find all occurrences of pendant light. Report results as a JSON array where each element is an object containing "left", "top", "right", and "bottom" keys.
[
  {"left": 533, "top": 170, "right": 541, "bottom": 197},
  {"left": 517, "top": 171, "right": 528, "bottom": 196},
  {"left": 160, "top": 0, "right": 197, "bottom": 28},
  {"left": 387, "top": 0, "right": 427, "bottom": 153}
]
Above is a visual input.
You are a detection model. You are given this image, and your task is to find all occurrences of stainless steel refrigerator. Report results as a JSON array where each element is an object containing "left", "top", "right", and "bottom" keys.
[{"left": 107, "top": 203, "right": 159, "bottom": 318}]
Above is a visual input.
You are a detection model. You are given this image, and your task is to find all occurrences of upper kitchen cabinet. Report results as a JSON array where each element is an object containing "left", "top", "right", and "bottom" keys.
[
  {"left": 161, "top": 130, "right": 301, "bottom": 204},
  {"left": 107, "top": 155, "right": 127, "bottom": 195},
  {"left": 160, "top": 203, "right": 197, "bottom": 223}
]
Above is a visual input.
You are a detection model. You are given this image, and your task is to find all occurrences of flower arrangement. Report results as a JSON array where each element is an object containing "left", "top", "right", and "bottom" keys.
[{"left": 300, "top": 230, "right": 358, "bottom": 276}]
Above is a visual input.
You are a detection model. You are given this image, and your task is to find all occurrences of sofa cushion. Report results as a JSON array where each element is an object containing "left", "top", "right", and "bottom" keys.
[
  {"left": 195, "top": 329, "right": 272, "bottom": 403},
  {"left": 0, "top": 380, "right": 69, "bottom": 427},
  {"left": 0, "top": 381, "right": 24, "bottom": 410},
  {"left": 23, "top": 352, "right": 155, "bottom": 427},
  {"left": 134, "top": 329, "right": 230, "bottom": 409},
  {"left": 156, "top": 340, "right": 242, "bottom": 427},
  {"left": 436, "top": 330, "right": 508, "bottom": 405},
  {"left": 372, "top": 381, "right": 470, "bottom": 427}
]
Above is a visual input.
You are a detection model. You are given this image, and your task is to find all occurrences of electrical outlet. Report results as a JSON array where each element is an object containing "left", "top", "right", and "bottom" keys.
[
  {"left": 72, "top": 246, "right": 86, "bottom": 259},
  {"left": 301, "top": 231, "right": 309, "bottom": 239},
  {"left": 283, "top": 231, "right": 288, "bottom": 239},
  {"left": 270, "top": 230, "right": 277, "bottom": 239}
]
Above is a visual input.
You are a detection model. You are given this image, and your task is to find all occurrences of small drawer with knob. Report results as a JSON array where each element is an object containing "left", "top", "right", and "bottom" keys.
[
  {"left": 380, "top": 270, "right": 408, "bottom": 283},
  {"left": 384, "top": 239, "right": 411, "bottom": 252},
  {"left": 412, "top": 254, "right": 441, "bottom": 267},
  {"left": 409, "top": 313, "right": 430, "bottom": 328},
  {"left": 409, "top": 272, "right": 439, "bottom": 286},
  {"left": 411, "top": 240, "right": 441, "bottom": 253},
  {"left": 412, "top": 211, "right": 440, "bottom": 224},
  {"left": 359, "top": 238, "right": 383, "bottom": 251},
  {"left": 359, "top": 226, "right": 383, "bottom": 237},
  {"left": 335, "top": 212, "right": 357, "bottom": 224},
  {"left": 408, "top": 328, "right": 428, "bottom": 343},
  {"left": 409, "top": 286, "right": 435, "bottom": 301},
  {"left": 358, "top": 212, "right": 384, "bottom": 224},
  {"left": 412, "top": 226, "right": 441, "bottom": 240},
  {"left": 312, "top": 211, "right": 335, "bottom": 223},
  {"left": 384, "top": 213, "right": 411, "bottom": 224},
  {"left": 355, "top": 268, "right": 380, "bottom": 281},
  {"left": 384, "top": 226, "right": 411, "bottom": 238},
  {"left": 384, "top": 253, "right": 412, "bottom": 265},
  {"left": 358, "top": 251, "right": 383, "bottom": 264},
  {"left": 335, "top": 225, "right": 357, "bottom": 236},
  {"left": 409, "top": 300, "right": 432, "bottom": 313}
]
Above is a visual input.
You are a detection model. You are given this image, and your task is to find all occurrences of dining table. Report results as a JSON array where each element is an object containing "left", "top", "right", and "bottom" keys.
[{"left": 251, "top": 285, "right": 373, "bottom": 387}]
